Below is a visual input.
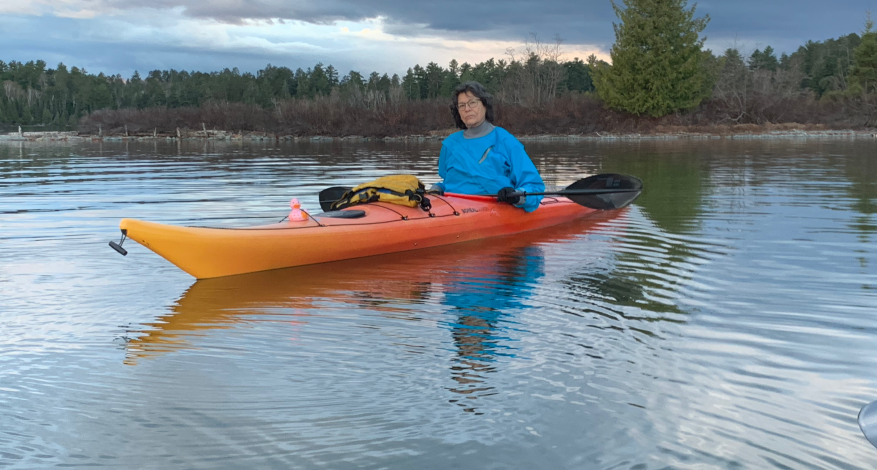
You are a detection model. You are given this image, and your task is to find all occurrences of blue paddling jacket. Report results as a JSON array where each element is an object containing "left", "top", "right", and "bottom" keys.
[{"left": 434, "top": 127, "right": 545, "bottom": 212}]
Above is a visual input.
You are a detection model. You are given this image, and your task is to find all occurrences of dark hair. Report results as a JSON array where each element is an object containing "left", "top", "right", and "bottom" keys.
[{"left": 450, "top": 81, "right": 495, "bottom": 129}]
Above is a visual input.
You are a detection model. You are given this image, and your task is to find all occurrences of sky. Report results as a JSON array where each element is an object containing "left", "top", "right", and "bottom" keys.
[{"left": 0, "top": 0, "right": 873, "bottom": 79}]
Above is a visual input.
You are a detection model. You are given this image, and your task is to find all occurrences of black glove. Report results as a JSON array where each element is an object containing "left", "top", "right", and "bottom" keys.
[
  {"left": 427, "top": 184, "right": 444, "bottom": 196},
  {"left": 496, "top": 187, "right": 521, "bottom": 205}
]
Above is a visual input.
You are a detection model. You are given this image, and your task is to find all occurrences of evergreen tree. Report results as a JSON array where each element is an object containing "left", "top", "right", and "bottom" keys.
[
  {"left": 424, "top": 62, "right": 445, "bottom": 98},
  {"left": 749, "top": 46, "right": 779, "bottom": 71},
  {"left": 713, "top": 48, "right": 749, "bottom": 114},
  {"left": 309, "top": 63, "right": 331, "bottom": 96},
  {"left": 326, "top": 65, "right": 339, "bottom": 87},
  {"left": 377, "top": 73, "right": 392, "bottom": 93},
  {"left": 790, "top": 34, "right": 861, "bottom": 95},
  {"left": 343, "top": 70, "right": 364, "bottom": 88},
  {"left": 401, "top": 68, "right": 418, "bottom": 100},
  {"left": 561, "top": 57, "right": 594, "bottom": 93},
  {"left": 466, "top": 58, "right": 504, "bottom": 92},
  {"left": 440, "top": 63, "right": 460, "bottom": 97},
  {"left": 459, "top": 62, "right": 472, "bottom": 81},
  {"left": 779, "top": 53, "right": 791, "bottom": 70},
  {"left": 368, "top": 71, "right": 381, "bottom": 89},
  {"left": 448, "top": 59, "right": 459, "bottom": 77},
  {"left": 850, "top": 14, "right": 877, "bottom": 93},
  {"left": 294, "top": 68, "right": 309, "bottom": 98},
  {"left": 412, "top": 64, "right": 427, "bottom": 99},
  {"left": 589, "top": 0, "right": 711, "bottom": 116}
]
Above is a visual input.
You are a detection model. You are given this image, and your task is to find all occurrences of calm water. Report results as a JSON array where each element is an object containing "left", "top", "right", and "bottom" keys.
[{"left": 2, "top": 137, "right": 877, "bottom": 469}]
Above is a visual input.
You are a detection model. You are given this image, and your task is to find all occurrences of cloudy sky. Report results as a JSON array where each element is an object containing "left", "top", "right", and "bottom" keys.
[{"left": 1, "top": 0, "right": 873, "bottom": 78}]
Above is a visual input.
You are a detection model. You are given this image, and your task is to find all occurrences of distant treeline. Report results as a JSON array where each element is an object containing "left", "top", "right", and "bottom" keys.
[
  {"left": 0, "top": 27, "right": 875, "bottom": 132},
  {"left": 0, "top": 37, "right": 589, "bottom": 128}
]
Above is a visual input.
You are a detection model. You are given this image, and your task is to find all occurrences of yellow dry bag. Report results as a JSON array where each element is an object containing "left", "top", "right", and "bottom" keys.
[{"left": 330, "top": 175, "right": 432, "bottom": 211}]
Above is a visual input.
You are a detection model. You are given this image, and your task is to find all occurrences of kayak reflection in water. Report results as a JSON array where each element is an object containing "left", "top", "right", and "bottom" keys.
[
  {"left": 122, "top": 232, "right": 547, "bottom": 368},
  {"left": 431, "top": 81, "right": 546, "bottom": 212},
  {"left": 444, "top": 244, "right": 544, "bottom": 414},
  {"left": 121, "top": 215, "right": 621, "bottom": 413}
]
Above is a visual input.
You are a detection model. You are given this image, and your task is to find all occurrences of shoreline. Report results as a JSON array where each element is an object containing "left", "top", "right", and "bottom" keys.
[{"left": 1, "top": 128, "right": 876, "bottom": 144}]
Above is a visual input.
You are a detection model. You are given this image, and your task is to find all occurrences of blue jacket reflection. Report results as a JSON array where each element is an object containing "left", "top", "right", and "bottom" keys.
[{"left": 444, "top": 245, "right": 545, "bottom": 362}]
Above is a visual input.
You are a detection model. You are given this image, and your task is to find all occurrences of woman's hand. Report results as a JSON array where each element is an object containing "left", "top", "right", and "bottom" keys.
[{"left": 497, "top": 187, "right": 521, "bottom": 205}]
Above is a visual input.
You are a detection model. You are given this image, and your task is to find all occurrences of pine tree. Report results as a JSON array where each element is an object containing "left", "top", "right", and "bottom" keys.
[
  {"left": 749, "top": 46, "right": 779, "bottom": 71},
  {"left": 448, "top": 59, "right": 459, "bottom": 77},
  {"left": 850, "top": 13, "right": 877, "bottom": 93},
  {"left": 293, "top": 68, "right": 309, "bottom": 98},
  {"left": 791, "top": 34, "right": 862, "bottom": 95},
  {"left": 326, "top": 65, "right": 339, "bottom": 87},
  {"left": 561, "top": 58, "right": 594, "bottom": 93},
  {"left": 424, "top": 62, "right": 445, "bottom": 99},
  {"left": 589, "top": 0, "right": 711, "bottom": 116},
  {"left": 309, "top": 63, "right": 330, "bottom": 96},
  {"left": 401, "top": 68, "right": 418, "bottom": 100},
  {"left": 779, "top": 53, "right": 791, "bottom": 70}
]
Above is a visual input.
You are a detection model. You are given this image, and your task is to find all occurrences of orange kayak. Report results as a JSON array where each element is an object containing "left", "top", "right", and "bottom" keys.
[{"left": 119, "top": 193, "right": 598, "bottom": 279}]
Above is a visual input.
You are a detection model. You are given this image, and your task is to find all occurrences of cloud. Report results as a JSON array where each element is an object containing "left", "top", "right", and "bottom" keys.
[
  {"left": 0, "top": 0, "right": 617, "bottom": 46},
  {"left": 3, "top": 0, "right": 870, "bottom": 48},
  {"left": 0, "top": 10, "right": 580, "bottom": 78},
  {"left": 0, "top": 0, "right": 871, "bottom": 78}
]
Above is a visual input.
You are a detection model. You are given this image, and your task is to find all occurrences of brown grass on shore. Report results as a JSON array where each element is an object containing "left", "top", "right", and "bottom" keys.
[{"left": 77, "top": 93, "right": 876, "bottom": 138}]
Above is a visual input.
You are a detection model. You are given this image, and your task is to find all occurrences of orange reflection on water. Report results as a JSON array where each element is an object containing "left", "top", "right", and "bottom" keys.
[{"left": 124, "top": 210, "right": 625, "bottom": 373}]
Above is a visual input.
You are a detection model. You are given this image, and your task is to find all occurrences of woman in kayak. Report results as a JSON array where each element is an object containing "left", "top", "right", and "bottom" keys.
[{"left": 430, "top": 81, "right": 545, "bottom": 213}]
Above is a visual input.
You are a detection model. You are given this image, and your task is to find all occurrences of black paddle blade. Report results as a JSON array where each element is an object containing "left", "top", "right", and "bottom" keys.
[
  {"left": 318, "top": 186, "right": 352, "bottom": 211},
  {"left": 564, "top": 173, "right": 643, "bottom": 210},
  {"left": 859, "top": 400, "right": 877, "bottom": 449}
]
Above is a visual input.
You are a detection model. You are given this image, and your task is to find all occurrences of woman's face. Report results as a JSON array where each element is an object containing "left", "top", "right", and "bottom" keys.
[{"left": 457, "top": 91, "right": 486, "bottom": 129}]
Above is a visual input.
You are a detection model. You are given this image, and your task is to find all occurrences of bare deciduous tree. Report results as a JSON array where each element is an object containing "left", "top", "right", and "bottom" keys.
[
  {"left": 501, "top": 34, "right": 566, "bottom": 108},
  {"left": 712, "top": 48, "right": 807, "bottom": 124}
]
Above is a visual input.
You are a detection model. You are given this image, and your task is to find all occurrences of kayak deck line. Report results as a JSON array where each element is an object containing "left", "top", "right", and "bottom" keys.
[
  {"left": 183, "top": 195, "right": 574, "bottom": 231},
  {"left": 185, "top": 192, "right": 468, "bottom": 230},
  {"left": 118, "top": 194, "right": 596, "bottom": 279}
]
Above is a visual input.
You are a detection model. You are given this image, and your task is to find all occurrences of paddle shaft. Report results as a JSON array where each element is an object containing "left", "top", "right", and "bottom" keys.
[
  {"left": 506, "top": 174, "right": 643, "bottom": 209},
  {"left": 510, "top": 188, "right": 641, "bottom": 197}
]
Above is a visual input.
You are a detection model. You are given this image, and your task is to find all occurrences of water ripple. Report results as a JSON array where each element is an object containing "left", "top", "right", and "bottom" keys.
[{"left": 2, "top": 139, "right": 877, "bottom": 469}]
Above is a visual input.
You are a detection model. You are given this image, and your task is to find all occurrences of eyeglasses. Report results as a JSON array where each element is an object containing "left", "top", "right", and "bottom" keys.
[{"left": 457, "top": 99, "right": 481, "bottom": 110}]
